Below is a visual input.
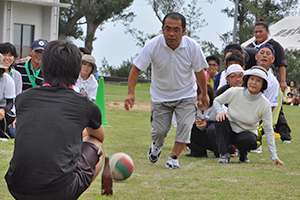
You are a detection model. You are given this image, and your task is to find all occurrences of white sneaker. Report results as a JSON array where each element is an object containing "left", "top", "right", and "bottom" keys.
[
  {"left": 165, "top": 157, "right": 182, "bottom": 169},
  {"left": 250, "top": 146, "right": 262, "bottom": 154},
  {"left": 147, "top": 142, "right": 162, "bottom": 163}
]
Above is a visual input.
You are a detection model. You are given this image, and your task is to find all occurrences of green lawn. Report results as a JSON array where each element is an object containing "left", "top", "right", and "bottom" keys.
[{"left": 1, "top": 84, "right": 300, "bottom": 199}]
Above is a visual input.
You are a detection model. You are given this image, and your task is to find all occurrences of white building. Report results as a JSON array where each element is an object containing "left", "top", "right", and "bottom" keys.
[{"left": 0, "top": 0, "right": 69, "bottom": 58}]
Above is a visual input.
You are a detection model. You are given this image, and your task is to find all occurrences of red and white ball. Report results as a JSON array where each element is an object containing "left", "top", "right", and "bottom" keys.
[{"left": 109, "top": 152, "right": 134, "bottom": 181}]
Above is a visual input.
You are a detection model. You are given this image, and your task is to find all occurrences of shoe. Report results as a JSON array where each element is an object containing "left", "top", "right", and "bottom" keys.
[
  {"left": 250, "top": 146, "right": 262, "bottom": 154},
  {"left": 230, "top": 145, "right": 239, "bottom": 158},
  {"left": 147, "top": 141, "right": 162, "bottom": 163},
  {"left": 238, "top": 151, "right": 250, "bottom": 163},
  {"left": 217, "top": 153, "right": 230, "bottom": 164},
  {"left": 283, "top": 140, "right": 292, "bottom": 144},
  {"left": 165, "top": 157, "right": 182, "bottom": 169}
]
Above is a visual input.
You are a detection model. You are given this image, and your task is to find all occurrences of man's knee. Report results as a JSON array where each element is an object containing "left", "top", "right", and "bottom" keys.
[{"left": 83, "top": 135, "right": 103, "bottom": 154}]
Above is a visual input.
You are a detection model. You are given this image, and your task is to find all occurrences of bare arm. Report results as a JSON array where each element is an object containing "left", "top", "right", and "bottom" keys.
[
  {"left": 279, "top": 66, "right": 287, "bottom": 91},
  {"left": 124, "top": 65, "right": 141, "bottom": 111},
  {"left": 195, "top": 69, "right": 209, "bottom": 108},
  {"left": 85, "top": 125, "right": 105, "bottom": 143}
]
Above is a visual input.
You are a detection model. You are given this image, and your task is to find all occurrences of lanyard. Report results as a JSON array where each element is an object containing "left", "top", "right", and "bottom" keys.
[{"left": 25, "top": 61, "right": 41, "bottom": 88}]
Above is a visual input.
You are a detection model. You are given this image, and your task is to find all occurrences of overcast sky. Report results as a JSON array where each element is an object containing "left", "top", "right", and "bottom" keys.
[{"left": 73, "top": 0, "right": 234, "bottom": 68}]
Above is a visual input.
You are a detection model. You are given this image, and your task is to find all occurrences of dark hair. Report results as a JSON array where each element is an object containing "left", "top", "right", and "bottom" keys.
[
  {"left": 79, "top": 47, "right": 91, "bottom": 55},
  {"left": 42, "top": 40, "right": 81, "bottom": 86},
  {"left": 206, "top": 55, "right": 220, "bottom": 65},
  {"left": 0, "top": 42, "right": 18, "bottom": 58},
  {"left": 243, "top": 74, "right": 268, "bottom": 93},
  {"left": 225, "top": 52, "right": 245, "bottom": 68},
  {"left": 288, "top": 80, "right": 296, "bottom": 87},
  {"left": 162, "top": 12, "right": 186, "bottom": 29},
  {"left": 0, "top": 68, "right": 5, "bottom": 77},
  {"left": 197, "top": 84, "right": 216, "bottom": 108},
  {"left": 255, "top": 17, "right": 269, "bottom": 31},
  {"left": 224, "top": 43, "right": 243, "bottom": 55}
]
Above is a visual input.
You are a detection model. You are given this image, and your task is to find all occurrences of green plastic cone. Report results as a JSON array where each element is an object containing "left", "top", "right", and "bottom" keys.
[{"left": 95, "top": 77, "right": 109, "bottom": 127}]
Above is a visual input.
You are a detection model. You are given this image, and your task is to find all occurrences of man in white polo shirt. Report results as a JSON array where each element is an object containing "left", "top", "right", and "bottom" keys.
[{"left": 124, "top": 12, "right": 209, "bottom": 169}]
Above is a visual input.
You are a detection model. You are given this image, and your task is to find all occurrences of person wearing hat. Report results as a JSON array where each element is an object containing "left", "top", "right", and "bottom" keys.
[
  {"left": 75, "top": 54, "right": 98, "bottom": 101},
  {"left": 256, "top": 43, "right": 292, "bottom": 143},
  {"left": 0, "top": 53, "right": 16, "bottom": 139},
  {"left": 14, "top": 39, "right": 48, "bottom": 91},
  {"left": 213, "top": 66, "right": 285, "bottom": 165}
]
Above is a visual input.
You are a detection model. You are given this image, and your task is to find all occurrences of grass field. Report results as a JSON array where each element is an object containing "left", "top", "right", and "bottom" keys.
[{"left": 1, "top": 84, "right": 300, "bottom": 199}]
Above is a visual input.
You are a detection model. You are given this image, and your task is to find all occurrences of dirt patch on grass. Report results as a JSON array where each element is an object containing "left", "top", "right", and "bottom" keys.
[{"left": 106, "top": 101, "right": 151, "bottom": 111}]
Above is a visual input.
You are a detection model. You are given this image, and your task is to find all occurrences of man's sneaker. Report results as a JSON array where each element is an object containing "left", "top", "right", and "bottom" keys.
[
  {"left": 283, "top": 140, "right": 292, "bottom": 144},
  {"left": 165, "top": 157, "right": 182, "bottom": 169},
  {"left": 250, "top": 146, "right": 262, "bottom": 154},
  {"left": 217, "top": 153, "right": 230, "bottom": 164},
  {"left": 238, "top": 151, "right": 250, "bottom": 163},
  {"left": 147, "top": 142, "right": 162, "bottom": 163}
]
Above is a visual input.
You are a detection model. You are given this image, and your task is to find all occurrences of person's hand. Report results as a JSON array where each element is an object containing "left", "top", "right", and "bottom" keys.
[
  {"left": 80, "top": 90, "right": 87, "bottom": 96},
  {"left": 280, "top": 81, "right": 287, "bottom": 91},
  {"left": 272, "top": 158, "right": 285, "bottom": 165},
  {"left": 8, "top": 118, "right": 17, "bottom": 129},
  {"left": 197, "top": 121, "right": 207, "bottom": 131},
  {"left": 200, "top": 93, "right": 209, "bottom": 109},
  {"left": 195, "top": 117, "right": 202, "bottom": 129},
  {"left": 124, "top": 94, "right": 135, "bottom": 111},
  {"left": 216, "top": 112, "right": 228, "bottom": 122},
  {"left": 0, "top": 108, "right": 5, "bottom": 121}
]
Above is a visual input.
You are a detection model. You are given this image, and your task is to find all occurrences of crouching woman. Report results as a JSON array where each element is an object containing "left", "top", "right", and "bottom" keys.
[{"left": 214, "top": 66, "right": 285, "bottom": 165}]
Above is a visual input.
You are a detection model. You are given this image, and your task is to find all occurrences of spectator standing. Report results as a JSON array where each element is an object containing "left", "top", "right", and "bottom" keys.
[
  {"left": 124, "top": 12, "right": 209, "bottom": 169},
  {"left": 205, "top": 55, "right": 220, "bottom": 91},
  {"left": 14, "top": 39, "right": 47, "bottom": 91},
  {"left": 246, "top": 18, "right": 287, "bottom": 91}
]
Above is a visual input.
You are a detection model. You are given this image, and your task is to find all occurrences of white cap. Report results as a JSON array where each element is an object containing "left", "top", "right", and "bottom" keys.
[
  {"left": 244, "top": 66, "right": 268, "bottom": 82},
  {"left": 226, "top": 64, "right": 244, "bottom": 77}
]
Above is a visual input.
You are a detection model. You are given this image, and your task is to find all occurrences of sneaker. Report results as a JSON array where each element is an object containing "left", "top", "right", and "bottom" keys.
[
  {"left": 283, "top": 140, "right": 292, "bottom": 144},
  {"left": 217, "top": 153, "right": 230, "bottom": 164},
  {"left": 238, "top": 151, "right": 250, "bottom": 163},
  {"left": 147, "top": 141, "right": 162, "bottom": 163},
  {"left": 165, "top": 157, "right": 182, "bottom": 169},
  {"left": 250, "top": 146, "right": 262, "bottom": 154}
]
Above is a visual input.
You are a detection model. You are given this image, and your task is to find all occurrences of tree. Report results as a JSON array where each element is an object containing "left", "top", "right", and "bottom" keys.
[
  {"left": 59, "top": 0, "right": 135, "bottom": 51},
  {"left": 221, "top": 0, "right": 299, "bottom": 43}
]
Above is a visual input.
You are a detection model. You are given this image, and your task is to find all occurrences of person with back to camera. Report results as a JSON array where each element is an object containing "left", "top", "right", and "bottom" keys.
[
  {"left": 124, "top": 12, "right": 209, "bottom": 169},
  {"left": 0, "top": 42, "right": 22, "bottom": 138},
  {"left": 75, "top": 54, "right": 98, "bottom": 101},
  {"left": 214, "top": 66, "right": 285, "bottom": 165},
  {"left": 185, "top": 84, "right": 218, "bottom": 158},
  {"left": 5, "top": 40, "right": 105, "bottom": 200},
  {"left": 246, "top": 17, "right": 287, "bottom": 91}
]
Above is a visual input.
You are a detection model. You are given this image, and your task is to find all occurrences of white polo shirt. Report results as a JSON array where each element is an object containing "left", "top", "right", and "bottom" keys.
[
  {"left": 134, "top": 35, "right": 208, "bottom": 102},
  {"left": 75, "top": 74, "right": 98, "bottom": 101},
  {"left": 263, "top": 69, "right": 279, "bottom": 108},
  {"left": 0, "top": 73, "right": 16, "bottom": 107}
]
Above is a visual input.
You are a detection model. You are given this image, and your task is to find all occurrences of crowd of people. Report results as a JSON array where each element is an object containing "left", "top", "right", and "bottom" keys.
[
  {"left": 0, "top": 11, "right": 293, "bottom": 198},
  {"left": 125, "top": 12, "right": 291, "bottom": 168}
]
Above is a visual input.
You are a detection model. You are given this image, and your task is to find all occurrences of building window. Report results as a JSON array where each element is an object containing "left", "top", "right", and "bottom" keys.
[{"left": 13, "top": 24, "right": 34, "bottom": 58}]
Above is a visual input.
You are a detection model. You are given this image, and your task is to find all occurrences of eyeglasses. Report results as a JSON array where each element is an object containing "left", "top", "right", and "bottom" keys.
[
  {"left": 228, "top": 73, "right": 243, "bottom": 79},
  {"left": 163, "top": 27, "right": 182, "bottom": 34}
]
